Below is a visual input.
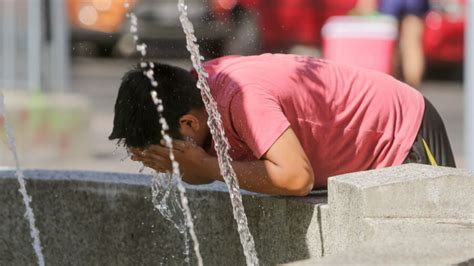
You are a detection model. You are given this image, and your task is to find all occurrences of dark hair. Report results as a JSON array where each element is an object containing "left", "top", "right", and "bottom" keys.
[{"left": 109, "top": 62, "right": 203, "bottom": 148}]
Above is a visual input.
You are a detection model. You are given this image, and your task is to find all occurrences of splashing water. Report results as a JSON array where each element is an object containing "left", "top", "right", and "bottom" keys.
[
  {"left": 177, "top": 1, "right": 259, "bottom": 265},
  {"left": 123, "top": 1, "right": 202, "bottom": 265},
  {"left": 151, "top": 173, "right": 190, "bottom": 259},
  {"left": 0, "top": 92, "right": 45, "bottom": 266}
]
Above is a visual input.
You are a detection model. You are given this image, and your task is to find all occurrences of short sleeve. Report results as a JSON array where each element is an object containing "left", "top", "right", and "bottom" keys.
[{"left": 229, "top": 87, "right": 290, "bottom": 159}]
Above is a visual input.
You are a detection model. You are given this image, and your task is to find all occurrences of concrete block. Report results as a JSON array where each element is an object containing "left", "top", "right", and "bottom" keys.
[
  {"left": 331, "top": 164, "right": 474, "bottom": 219},
  {"left": 325, "top": 164, "right": 474, "bottom": 254}
]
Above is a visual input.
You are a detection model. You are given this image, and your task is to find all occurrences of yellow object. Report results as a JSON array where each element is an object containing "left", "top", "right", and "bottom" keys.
[{"left": 422, "top": 138, "right": 438, "bottom": 166}]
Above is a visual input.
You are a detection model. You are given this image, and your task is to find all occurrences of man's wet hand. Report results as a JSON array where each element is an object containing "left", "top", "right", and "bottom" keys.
[{"left": 129, "top": 139, "right": 212, "bottom": 184}]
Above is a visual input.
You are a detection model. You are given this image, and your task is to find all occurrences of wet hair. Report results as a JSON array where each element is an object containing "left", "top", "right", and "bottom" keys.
[{"left": 108, "top": 62, "right": 203, "bottom": 148}]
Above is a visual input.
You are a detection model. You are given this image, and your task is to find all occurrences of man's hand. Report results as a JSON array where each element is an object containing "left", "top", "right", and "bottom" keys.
[{"left": 129, "top": 139, "right": 214, "bottom": 185}]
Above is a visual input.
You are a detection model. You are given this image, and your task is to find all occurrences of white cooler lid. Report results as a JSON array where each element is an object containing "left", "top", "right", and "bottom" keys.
[{"left": 322, "top": 15, "right": 398, "bottom": 40}]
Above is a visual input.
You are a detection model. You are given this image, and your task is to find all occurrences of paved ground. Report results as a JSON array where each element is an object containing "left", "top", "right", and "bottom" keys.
[{"left": 41, "top": 57, "right": 465, "bottom": 173}]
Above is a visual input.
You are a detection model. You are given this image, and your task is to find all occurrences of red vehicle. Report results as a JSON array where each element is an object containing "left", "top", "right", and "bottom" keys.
[{"left": 218, "top": 0, "right": 465, "bottom": 64}]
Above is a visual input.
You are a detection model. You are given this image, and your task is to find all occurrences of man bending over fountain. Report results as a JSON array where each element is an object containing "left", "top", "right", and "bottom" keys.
[{"left": 109, "top": 54, "right": 455, "bottom": 196}]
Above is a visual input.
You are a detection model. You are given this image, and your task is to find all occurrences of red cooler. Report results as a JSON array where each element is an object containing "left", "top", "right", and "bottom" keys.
[{"left": 322, "top": 16, "right": 398, "bottom": 74}]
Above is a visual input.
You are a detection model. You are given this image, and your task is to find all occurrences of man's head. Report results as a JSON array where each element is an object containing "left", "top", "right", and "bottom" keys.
[{"left": 109, "top": 62, "right": 209, "bottom": 148}]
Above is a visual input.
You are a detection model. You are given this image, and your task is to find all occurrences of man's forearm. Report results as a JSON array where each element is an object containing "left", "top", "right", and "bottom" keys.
[{"left": 198, "top": 156, "right": 312, "bottom": 196}]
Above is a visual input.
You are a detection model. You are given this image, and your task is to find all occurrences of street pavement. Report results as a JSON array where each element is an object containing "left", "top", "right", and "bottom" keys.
[{"left": 45, "top": 57, "right": 465, "bottom": 174}]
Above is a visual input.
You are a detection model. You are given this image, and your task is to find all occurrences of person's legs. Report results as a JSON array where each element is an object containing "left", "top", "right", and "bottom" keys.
[
  {"left": 404, "top": 98, "right": 456, "bottom": 167},
  {"left": 399, "top": 14, "right": 426, "bottom": 89},
  {"left": 379, "top": 0, "right": 429, "bottom": 88},
  {"left": 377, "top": 0, "right": 401, "bottom": 76}
]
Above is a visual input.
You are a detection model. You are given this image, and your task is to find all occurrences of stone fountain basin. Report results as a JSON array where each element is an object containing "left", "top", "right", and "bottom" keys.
[{"left": 0, "top": 169, "right": 326, "bottom": 265}]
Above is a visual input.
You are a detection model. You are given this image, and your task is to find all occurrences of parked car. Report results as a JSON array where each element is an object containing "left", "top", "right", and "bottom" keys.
[{"left": 68, "top": 0, "right": 260, "bottom": 57}]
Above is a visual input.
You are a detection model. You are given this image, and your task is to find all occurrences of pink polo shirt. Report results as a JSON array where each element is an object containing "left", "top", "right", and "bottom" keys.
[{"left": 201, "top": 54, "right": 424, "bottom": 188}]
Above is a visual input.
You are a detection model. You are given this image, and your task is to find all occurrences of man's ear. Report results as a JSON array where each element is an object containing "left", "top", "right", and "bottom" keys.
[{"left": 179, "top": 114, "right": 201, "bottom": 134}]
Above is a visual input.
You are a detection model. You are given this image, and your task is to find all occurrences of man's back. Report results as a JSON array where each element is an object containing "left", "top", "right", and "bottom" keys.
[{"left": 202, "top": 53, "right": 424, "bottom": 187}]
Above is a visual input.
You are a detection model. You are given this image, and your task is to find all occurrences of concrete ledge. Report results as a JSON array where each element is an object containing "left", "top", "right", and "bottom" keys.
[
  {"left": 0, "top": 169, "right": 327, "bottom": 265},
  {"left": 330, "top": 164, "right": 473, "bottom": 219}
]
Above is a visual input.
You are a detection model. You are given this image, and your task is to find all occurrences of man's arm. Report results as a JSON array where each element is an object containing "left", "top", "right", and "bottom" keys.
[{"left": 199, "top": 128, "right": 314, "bottom": 196}]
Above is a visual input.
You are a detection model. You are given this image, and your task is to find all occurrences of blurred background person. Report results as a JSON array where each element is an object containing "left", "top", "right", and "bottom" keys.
[{"left": 354, "top": 0, "right": 430, "bottom": 89}]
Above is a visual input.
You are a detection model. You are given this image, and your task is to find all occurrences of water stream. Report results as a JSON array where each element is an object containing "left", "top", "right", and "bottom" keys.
[
  {"left": 0, "top": 92, "right": 45, "bottom": 266},
  {"left": 177, "top": 1, "right": 259, "bottom": 265},
  {"left": 123, "top": 1, "right": 203, "bottom": 265}
]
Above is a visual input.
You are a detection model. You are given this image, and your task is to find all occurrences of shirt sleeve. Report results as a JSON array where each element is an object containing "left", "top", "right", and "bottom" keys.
[{"left": 229, "top": 87, "right": 290, "bottom": 159}]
